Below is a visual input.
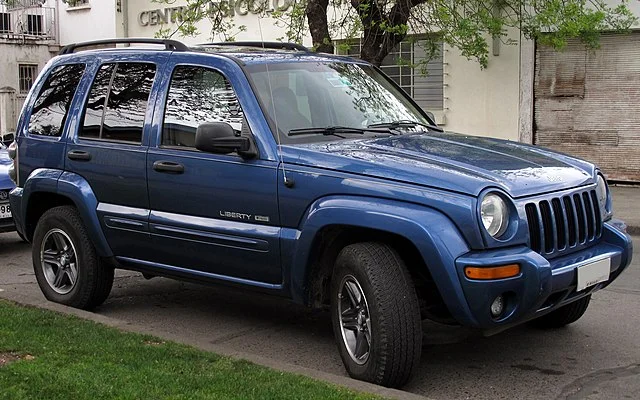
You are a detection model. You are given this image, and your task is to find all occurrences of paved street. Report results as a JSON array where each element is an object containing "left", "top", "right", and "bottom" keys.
[{"left": 1, "top": 231, "right": 638, "bottom": 399}]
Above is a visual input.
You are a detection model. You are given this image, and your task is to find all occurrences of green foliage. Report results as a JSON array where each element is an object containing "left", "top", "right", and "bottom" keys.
[
  {"left": 151, "top": 0, "right": 637, "bottom": 69},
  {"left": 520, "top": 0, "right": 637, "bottom": 51},
  {"left": 0, "top": 300, "right": 380, "bottom": 400}
]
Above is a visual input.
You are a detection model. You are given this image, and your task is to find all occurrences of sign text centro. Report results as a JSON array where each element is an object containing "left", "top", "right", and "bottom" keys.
[{"left": 138, "top": 0, "right": 294, "bottom": 26}]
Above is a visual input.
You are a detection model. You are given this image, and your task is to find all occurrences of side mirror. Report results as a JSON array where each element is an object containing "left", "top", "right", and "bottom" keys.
[
  {"left": 195, "top": 122, "right": 256, "bottom": 159},
  {"left": 1, "top": 132, "right": 14, "bottom": 145}
]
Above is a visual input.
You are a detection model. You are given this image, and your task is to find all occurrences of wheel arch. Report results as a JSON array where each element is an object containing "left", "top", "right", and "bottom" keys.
[
  {"left": 288, "top": 196, "right": 476, "bottom": 326},
  {"left": 22, "top": 170, "right": 113, "bottom": 257}
]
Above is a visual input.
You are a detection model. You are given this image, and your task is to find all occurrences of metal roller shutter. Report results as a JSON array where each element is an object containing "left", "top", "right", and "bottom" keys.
[{"left": 534, "top": 32, "right": 640, "bottom": 181}]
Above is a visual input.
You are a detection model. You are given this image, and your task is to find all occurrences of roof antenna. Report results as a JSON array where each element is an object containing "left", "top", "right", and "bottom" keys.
[{"left": 257, "top": 13, "right": 294, "bottom": 188}]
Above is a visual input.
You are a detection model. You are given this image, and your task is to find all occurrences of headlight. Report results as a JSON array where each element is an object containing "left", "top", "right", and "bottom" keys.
[
  {"left": 595, "top": 174, "right": 608, "bottom": 209},
  {"left": 481, "top": 193, "right": 509, "bottom": 238}
]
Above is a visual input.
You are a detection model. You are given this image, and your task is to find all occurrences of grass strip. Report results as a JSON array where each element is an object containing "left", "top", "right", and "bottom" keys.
[{"left": 0, "top": 300, "right": 380, "bottom": 400}]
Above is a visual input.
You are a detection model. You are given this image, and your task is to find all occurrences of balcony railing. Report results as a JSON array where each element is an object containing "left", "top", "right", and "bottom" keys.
[{"left": 0, "top": 3, "right": 57, "bottom": 42}]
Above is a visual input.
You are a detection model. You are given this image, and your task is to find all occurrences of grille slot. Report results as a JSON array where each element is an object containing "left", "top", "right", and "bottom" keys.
[
  {"left": 539, "top": 201, "right": 554, "bottom": 253},
  {"left": 551, "top": 198, "right": 566, "bottom": 250},
  {"left": 563, "top": 196, "right": 577, "bottom": 246},
  {"left": 590, "top": 191, "right": 602, "bottom": 237},
  {"left": 574, "top": 194, "right": 586, "bottom": 243},
  {"left": 525, "top": 189, "right": 602, "bottom": 256},
  {"left": 525, "top": 204, "right": 541, "bottom": 253}
]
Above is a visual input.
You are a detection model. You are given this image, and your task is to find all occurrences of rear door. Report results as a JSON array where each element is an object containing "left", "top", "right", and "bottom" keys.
[
  {"left": 65, "top": 55, "right": 166, "bottom": 258},
  {"left": 144, "top": 56, "right": 282, "bottom": 286}
]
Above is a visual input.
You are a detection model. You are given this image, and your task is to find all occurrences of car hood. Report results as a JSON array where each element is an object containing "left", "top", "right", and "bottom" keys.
[{"left": 281, "top": 132, "right": 595, "bottom": 198}]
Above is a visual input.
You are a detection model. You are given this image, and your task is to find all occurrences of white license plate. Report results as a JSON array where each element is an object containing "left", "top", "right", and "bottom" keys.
[
  {"left": 576, "top": 257, "right": 611, "bottom": 292},
  {"left": 0, "top": 203, "right": 10, "bottom": 219}
]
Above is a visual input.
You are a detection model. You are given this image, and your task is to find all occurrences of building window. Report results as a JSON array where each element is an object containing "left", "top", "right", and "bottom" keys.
[
  {"left": 339, "top": 38, "right": 444, "bottom": 111},
  {"left": 26, "top": 14, "right": 42, "bottom": 35},
  {"left": 19, "top": 64, "right": 38, "bottom": 94},
  {"left": 66, "top": 0, "right": 89, "bottom": 8},
  {"left": 0, "top": 13, "right": 10, "bottom": 33}
]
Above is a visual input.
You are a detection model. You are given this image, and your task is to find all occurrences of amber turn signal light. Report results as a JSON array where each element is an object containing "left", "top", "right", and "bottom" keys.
[{"left": 464, "top": 264, "right": 520, "bottom": 280}]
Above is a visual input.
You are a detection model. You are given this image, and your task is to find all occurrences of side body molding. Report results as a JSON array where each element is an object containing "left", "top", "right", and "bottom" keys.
[
  {"left": 55, "top": 171, "right": 113, "bottom": 257},
  {"left": 286, "top": 196, "right": 476, "bottom": 325}
]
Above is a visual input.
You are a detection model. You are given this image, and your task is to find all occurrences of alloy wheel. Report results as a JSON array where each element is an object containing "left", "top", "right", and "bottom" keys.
[
  {"left": 40, "top": 229, "right": 78, "bottom": 295},
  {"left": 337, "top": 275, "right": 372, "bottom": 365}
]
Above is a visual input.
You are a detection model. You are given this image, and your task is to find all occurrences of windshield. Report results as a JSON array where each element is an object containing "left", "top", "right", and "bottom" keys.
[{"left": 245, "top": 61, "right": 431, "bottom": 144}]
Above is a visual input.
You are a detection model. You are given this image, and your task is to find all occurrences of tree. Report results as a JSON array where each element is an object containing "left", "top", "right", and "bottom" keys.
[{"left": 153, "top": 0, "right": 637, "bottom": 68}]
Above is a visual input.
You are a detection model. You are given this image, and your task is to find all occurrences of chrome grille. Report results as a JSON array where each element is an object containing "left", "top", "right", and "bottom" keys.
[{"left": 525, "top": 189, "right": 602, "bottom": 256}]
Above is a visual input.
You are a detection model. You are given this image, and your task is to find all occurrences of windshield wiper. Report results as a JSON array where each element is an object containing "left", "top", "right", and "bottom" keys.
[
  {"left": 368, "top": 120, "right": 442, "bottom": 132},
  {"left": 287, "top": 126, "right": 396, "bottom": 137}
]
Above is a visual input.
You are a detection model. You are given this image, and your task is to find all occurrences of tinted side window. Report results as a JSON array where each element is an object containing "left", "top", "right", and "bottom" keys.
[
  {"left": 28, "top": 64, "right": 85, "bottom": 137},
  {"left": 81, "top": 63, "right": 156, "bottom": 144},
  {"left": 81, "top": 64, "right": 114, "bottom": 140},
  {"left": 162, "top": 66, "right": 244, "bottom": 148}
]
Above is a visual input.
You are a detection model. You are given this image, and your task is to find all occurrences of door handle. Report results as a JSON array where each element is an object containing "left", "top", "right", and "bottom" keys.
[
  {"left": 67, "top": 150, "right": 91, "bottom": 161},
  {"left": 153, "top": 160, "right": 184, "bottom": 174}
]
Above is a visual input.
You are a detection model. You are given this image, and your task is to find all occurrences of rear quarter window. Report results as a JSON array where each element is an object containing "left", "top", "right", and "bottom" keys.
[{"left": 27, "top": 64, "right": 86, "bottom": 137}]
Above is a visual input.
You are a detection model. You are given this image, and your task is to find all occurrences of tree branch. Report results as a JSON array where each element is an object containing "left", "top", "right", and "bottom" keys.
[{"left": 306, "top": 0, "right": 333, "bottom": 52}]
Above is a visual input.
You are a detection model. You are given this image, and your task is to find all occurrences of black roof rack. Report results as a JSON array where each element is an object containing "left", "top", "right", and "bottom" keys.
[
  {"left": 199, "top": 41, "right": 311, "bottom": 52},
  {"left": 59, "top": 38, "right": 189, "bottom": 55}
]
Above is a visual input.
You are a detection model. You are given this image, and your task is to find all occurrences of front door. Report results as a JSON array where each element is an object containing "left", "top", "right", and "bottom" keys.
[{"left": 146, "top": 60, "right": 281, "bottom": 285}]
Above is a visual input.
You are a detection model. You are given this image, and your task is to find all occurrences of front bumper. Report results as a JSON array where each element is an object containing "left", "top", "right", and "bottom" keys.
[{"left": 454, "top": 219, "right": 632, "bottom": 332}]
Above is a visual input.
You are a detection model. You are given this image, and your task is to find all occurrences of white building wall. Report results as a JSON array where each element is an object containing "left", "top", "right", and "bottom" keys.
[
  {"left": 443, "top": 28, "right": 522, "bottom": 140},
  {"left": 57, "top": 0, "right": 117, "bottom": 45},
  {"left": 126, "top": 1, "right": 297, "bottom": 45},
  {"left": 0, "top": 44, "right": 56, "bottom": 135},
  {"left": 0, "top": 0, "right": 59, "bottom": 135}
]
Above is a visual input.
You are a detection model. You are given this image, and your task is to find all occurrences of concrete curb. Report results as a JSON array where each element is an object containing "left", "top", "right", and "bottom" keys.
[{"left": 0, "top": 290, "right": 431, "bottom": 400}]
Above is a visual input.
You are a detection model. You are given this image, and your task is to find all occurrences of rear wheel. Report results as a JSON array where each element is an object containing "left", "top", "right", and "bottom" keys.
[
  {"left": 531, "top": 295, "right": 591, "bottom": 328},
  {"left": 32, "top": 206, "right": 113, "bottom": 310},
  {"left": 330, "top": 242, "right": 422, "bottom": 388}
]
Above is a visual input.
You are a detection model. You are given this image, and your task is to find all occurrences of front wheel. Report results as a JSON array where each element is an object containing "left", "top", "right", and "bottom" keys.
[
  {"left": 531, "top": 295, "right": 591, "bottom": 328},
  {"left": 330, "top": 242, "right": 422, "bottom": 388}
]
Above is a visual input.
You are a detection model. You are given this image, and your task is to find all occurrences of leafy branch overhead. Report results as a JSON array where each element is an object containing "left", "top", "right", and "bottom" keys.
[{"left": 152, "top": 0, "right": 637, "bottom": 68}]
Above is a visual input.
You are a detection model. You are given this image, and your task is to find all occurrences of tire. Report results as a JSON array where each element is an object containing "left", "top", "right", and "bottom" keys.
[
  {"left": 32, "top": 205, "right": 114, "bottom": 310},
  {"left": 330, "top": 242, "right": 422, "bottom": 388},
  {"left": 531, "top": 295, "right": 591, "bottom": 328}
]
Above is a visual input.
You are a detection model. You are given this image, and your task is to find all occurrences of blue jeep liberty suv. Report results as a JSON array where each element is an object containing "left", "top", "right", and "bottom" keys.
[{"left": 8, "top": 39, "right": 633, "bottom": 388}]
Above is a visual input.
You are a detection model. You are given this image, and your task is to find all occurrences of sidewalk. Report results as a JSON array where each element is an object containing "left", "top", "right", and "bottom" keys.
[{"left": 611, "top": 185, "right": 640, "bottom": 235}]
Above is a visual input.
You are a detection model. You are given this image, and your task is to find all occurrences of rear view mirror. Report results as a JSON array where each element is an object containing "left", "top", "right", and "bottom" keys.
[{"left": 195, "top": 122, "right": 257, "bottom": 159}]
